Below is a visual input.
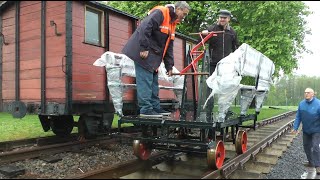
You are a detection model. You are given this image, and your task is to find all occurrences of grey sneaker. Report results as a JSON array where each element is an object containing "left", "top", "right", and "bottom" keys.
[
  {"left": 303, "top": 161, "right": 313, "bottom": 167},
  {"left": 140, "top": 110, "right": 163, "bottom": 118},
  {"left": 316, "top": 167, "right": 320, "bottom": 175},
  {"left": 154, "top": 108, "right": 171, "bottom": 116}
]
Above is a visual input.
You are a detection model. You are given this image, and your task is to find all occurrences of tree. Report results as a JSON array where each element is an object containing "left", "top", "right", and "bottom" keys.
[
  {"left": 104, "top": 1, "right": 312, "bottom": 78},
  {"left": 105, "top": 1, "right": 216, "bottom": 33},
  {"left": 265, "top": 75, "right": 320, "bottom": 106}
]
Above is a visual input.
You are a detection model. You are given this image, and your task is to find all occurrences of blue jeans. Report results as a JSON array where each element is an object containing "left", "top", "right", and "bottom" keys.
[
  {"left": 303, "top": 132, "right": 320, "bottom": 167},
  {"left": 134, "top": 62, "right": 160, "bottom": 114}
]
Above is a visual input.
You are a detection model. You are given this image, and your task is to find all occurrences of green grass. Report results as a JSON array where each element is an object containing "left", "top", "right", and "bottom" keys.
[
  {"left": 234, "top": 106, "right": 293, "bottom": 126},
  {"left": 0, "top": 113, "right": 56, "bottom": 142},
  {"left": 235, "top": 106, "right": 293, "bottom": 121},
  {"left": 112, "top": 115, "right": 134, "bottom": 128},
  {"left": 0, "top": 106, "right": 296, "bottom": 142}
]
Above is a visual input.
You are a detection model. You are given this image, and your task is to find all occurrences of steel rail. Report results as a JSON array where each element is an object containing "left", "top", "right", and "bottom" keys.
[{"left": 202, "top": 117, "right": 295, "bottom": 179}]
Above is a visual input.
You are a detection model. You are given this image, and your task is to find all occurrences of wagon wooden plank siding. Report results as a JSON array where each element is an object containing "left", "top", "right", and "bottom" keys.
[
  {"left": 1, "top": 2, "right": 16, "bottom": 108},
  {"left": 19, "top": 1, "right": 42, "bottom": 102},
  {"left": 72, "top": 1, "right": 106, "bottom": 102},
  {"left": 0, "top": 1, "right": 197, "bottom": 137},
  {"left": 46, "top": 1, "right": 67, "bottom": 102}
]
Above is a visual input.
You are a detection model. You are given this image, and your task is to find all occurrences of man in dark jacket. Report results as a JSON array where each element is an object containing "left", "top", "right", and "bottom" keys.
[
  {"left": 201, "top": 10, "right": 240, "bottom": 122},
  {"left": 122, "top": 1, "right": 190, "bottom": 118},
  {"left": 201, "top": 9, "right": 240, "bottom": 74},
  {"left": 292, "top": 88, "right": 320, "bottom": 175}
]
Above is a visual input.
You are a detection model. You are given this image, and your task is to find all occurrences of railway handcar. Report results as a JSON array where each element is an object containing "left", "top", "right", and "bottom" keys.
[
  {"left": 117, "top": 34, "right": 275, "bottom": 169},
  {"left": 0, "top": 1, "right": 197, "bottom": 137}
]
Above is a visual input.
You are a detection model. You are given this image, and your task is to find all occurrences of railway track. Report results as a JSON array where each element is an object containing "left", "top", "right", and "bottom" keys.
[
  {"left": 0, "top": 126, "right": 139, "bottom": 153},
  {"left": 0, "top": 127, "right": 139, "bottom": 166},
  {"left": 68, "top": 111, "right": 297, "bottom": 179},
  {"left": 0, "top": 135, "right": 114, "bottom": 166},
  {"left": 0, "top": 134, "right": 79, "bottom": 153},
  {"left": 0, "top": 131, "right": 139, "bottom": 178}
]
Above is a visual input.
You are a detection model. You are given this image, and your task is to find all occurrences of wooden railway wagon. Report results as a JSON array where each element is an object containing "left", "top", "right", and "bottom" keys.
[{"left": 0, "top": 1, "right": 197, "bottom": 137}]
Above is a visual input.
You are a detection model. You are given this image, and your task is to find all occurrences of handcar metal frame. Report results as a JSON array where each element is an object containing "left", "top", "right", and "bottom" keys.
[{"left": 118, "top": 31, "right": 258, "bottom": 169}]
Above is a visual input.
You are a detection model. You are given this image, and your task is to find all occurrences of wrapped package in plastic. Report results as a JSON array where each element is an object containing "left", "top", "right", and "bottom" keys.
[
  {"left": 204, "top": 43, "right": 275, "bottom": 122},
  {"left": 255, "top": 91, "right": 268, "bottom": 113},
  {"left": 239, "top": 44, "right": 261, "bottom": 77},
  {"left": 217, "top": 85, "right": 241, "bottom": 122},
  {"left": 204, "top": 51, "right": 242, "bottom": 122},
  {"left": 158, "top": 62, "right": 185, "bottom": 105},
  {"left": 239, "top": 86, "right": 256, "bottom": 115},
  {"left": 257, "top": 79, "right": 272, "bottom": 91},
  {"left": 172, "top": 67, "right": 185, "bottom": 106},
  {"left": 204, "top": 51, "right": 242, "bottom": 100},
  {"left": 256, "top": 56, "right": 275, "bottom": 91},
  {"left": 93, "top": 51, "right": 185, "bottom": 116},
  {"left": 106, "top": 67, "right": 123, "bottom": 116},
  {"left": 258, "top": 56, "right": 275, "bottom": 80}
]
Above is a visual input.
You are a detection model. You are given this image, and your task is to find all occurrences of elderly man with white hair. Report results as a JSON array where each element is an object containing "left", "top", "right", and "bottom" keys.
[
  {"left": 121, "top": 1, "right": 191, "bottom": 118},
  {"left": 292, "top": 87, "right": 320, "bottom": 175}
]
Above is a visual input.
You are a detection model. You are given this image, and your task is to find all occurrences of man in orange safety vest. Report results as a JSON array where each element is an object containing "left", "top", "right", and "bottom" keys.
[{"left": 122, "top": 1, "right": 190, "bottom": 118}]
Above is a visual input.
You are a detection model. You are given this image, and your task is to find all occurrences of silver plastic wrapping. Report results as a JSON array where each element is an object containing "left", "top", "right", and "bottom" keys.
[
  {"left": 106, "top": 67, "right": 124, "bottom": 116},
  {"left": 204, "top": 50, "right": 242, "bottom": 122},
  {"left": 239, "top": 44, "right": 275, "bottom": 91},
  {"left": 239, "top": 86, "right": 256, "bottom": 115},
  {"left": 204, "top": 52, "right": 242, "bottom": 107},
  {"left": 158, "top": 62, "right": 185, "bottom": 106},
  {"left": 205, "top": 43, "right": 275, "bottom": 122},
  {"left": 217, "top": 86, "right": 241, "bottom": 122},
  {"left": 255, "top": 91, "right": 268, "bottom": 113},
  {"left": 256, "top": 55, "right": 275, "bottom": 91},
  {"left": 93, "top": 51, "right": 185, "bottom": 116}
]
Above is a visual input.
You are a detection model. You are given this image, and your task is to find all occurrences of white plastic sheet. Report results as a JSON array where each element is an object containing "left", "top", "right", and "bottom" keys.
[
  {"left": 204, "top": 43, "right": 275, "bottom": 122},
  {"left": 93, "top": 51, "right": 185, "bottom": 116}
]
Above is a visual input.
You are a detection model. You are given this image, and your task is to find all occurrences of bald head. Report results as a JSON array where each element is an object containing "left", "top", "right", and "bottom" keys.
[{"left": 304, "top": 87, "right": 314, "bottom": 101}]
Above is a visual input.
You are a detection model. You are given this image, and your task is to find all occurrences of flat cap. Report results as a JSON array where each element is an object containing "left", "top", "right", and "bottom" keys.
[{"left": 218, "top": 9, "right": 232, "bottom": 17}]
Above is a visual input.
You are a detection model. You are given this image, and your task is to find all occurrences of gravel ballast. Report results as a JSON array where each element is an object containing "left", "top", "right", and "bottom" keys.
[
  {"left": 266, "top": 132, "right": 313, "bottom": 179},
  {"left": 0, "top": 144, "right": 136, "bottom": 179}
]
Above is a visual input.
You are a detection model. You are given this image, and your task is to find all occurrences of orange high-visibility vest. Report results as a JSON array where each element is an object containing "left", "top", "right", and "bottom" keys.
[{"left": 148, "top": 6, "right": 178, "bottom": 60}]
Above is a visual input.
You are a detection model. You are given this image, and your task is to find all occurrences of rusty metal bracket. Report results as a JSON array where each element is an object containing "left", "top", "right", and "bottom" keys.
[
  {"left": 178, "top": 31, "right": 225, "bottom": 75},
  {"left": 50, "top": 20, "right": 62, "bottom": 36}
]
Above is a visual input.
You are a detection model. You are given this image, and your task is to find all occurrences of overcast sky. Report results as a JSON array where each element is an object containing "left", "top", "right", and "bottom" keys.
[{"left": 294, "top": 1, "right": 320, "bottom": 77}]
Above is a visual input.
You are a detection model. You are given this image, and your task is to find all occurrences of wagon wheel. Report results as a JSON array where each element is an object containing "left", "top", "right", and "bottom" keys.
[
  {"left": 207, "top": 140, "right": 225, "bottom": 169},
  {"left": 78, "top": 115, "right": 96, "bottom": 141},
  {"left": 235, "top": 130, "right": 247, "bottom": 154},
  {"left": 133, "top": 140, "right": 152, "bottom": 160},
  {"left": 50, "top": 115, "right": 74, "bottom": 137}
]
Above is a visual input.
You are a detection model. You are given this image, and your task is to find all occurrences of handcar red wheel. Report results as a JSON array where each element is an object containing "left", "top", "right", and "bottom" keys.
[
  {"left": 235, "top": 130, "right": 247, "bottom": 154},
  {"left": 207, "top": 140, "right": 225, "bottom": 169},
  {"left": 133, "top": 140, "right": 151, "bottom": 160}
]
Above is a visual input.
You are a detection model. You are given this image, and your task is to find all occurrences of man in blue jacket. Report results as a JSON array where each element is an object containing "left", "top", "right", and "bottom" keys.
[
  {"left": 292, "top": 87, "right": 320, "bottom": 175},
  {"left": 122, "top": 1, "right": 190, "bottom": 118}
]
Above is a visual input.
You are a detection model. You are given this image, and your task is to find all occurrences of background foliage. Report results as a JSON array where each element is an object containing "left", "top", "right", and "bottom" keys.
[
  {"left": 105, "top": 1, "right": 312, "bottom": 78},
  {"left": 265, "top": 75, "right": 320, "bottom": 106}
]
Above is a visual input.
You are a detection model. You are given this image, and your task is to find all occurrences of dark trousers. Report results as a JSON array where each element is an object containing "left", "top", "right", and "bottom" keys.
[
  {"left": 206, "top": 65, "right": 216, "bottom": 121},
  {"left": 134, "top": 62, "right": 160, "bottom": 114},
  {"left": 303, "top": 132, "right": 320, "bottom": 167}
]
